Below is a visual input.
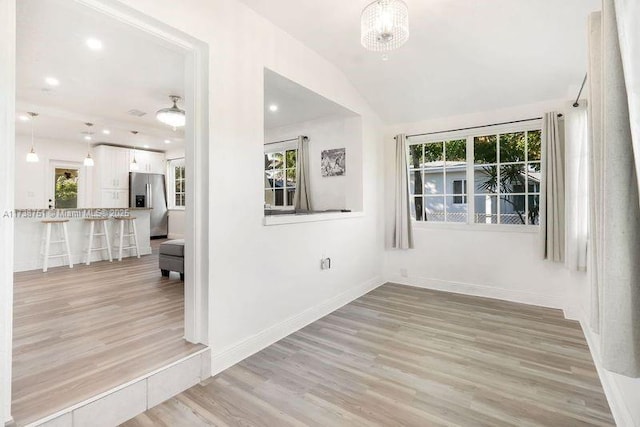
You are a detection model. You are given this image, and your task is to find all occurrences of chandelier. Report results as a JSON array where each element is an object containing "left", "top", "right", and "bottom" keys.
[
  {"left": 156, "top": 95, "right": 186, "bottom": 129},
  {"left": 361, "top": 0, "right": 409, "bottom": 52}
]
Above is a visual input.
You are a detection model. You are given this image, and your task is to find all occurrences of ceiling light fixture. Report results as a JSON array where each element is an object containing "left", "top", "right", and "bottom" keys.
[
  {"left": 130, "top": 131, "right": 140, "bottom": 171},
  {"left": 18, "top": 114, "right": 30, "bottom": 122},
  {"left": 164, "top": 139, "right": 171, "bottom": 144},
  {"left": 361, "top": 0, "right": 409, "bottom": 52},
  {"left": 45, "top": 76, "right": 60, "bottom": 87},
  {"left": 156, "top": 95, "right": 185, "bottom": 130},
  {"left": 26, "top": 112, "right": 39, "bottom": 163},
  {"left": 269, "top": 104, "right": 279, "bottom": 112},
  {"left": 143, "top": 145, "right": 150, "bottom": 149},
  {"left": 102, "top": 129, "right": 110, "bottom": 135},
  {"left": 83, "top": 123, "right": 95, "bottom": 167},
  {"left": 86, "top": 38, "right": 103, "bottom": 51}
]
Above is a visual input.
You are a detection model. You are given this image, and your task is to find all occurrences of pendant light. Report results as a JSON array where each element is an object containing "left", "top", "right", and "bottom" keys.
[
  {"left": 130, "top": 131, "right": 140, "bottom": 171},
  {"left": 361, "top": 0, "right": 410, "bottom": 52},
  {"left": 26, "top": 112, "right": 39, "bottom": 163},
  {"left": 83, "top": 122, "right": 94, "bottom": 167},
  {"left": 156, "top": 95, "right": 185, "bottom": 130}
]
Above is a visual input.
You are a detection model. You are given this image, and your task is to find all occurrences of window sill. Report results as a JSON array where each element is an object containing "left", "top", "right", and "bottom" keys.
[
  {"left": 263, "top": 211, "right": 364, "bottom": 226},
  {"left": 412, "top": 221, "right": 540, "bottom": 234},
  {"left": 168, "top": 207, "right": 186, "bottom": 211}
]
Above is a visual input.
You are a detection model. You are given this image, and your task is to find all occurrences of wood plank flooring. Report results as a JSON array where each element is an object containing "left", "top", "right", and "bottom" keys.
[
  {"left": 125, "top": 283, "right": 613, "bottom": 427},
  {"left": 12, "top": 240, "right": 203, "bottom": 426}
]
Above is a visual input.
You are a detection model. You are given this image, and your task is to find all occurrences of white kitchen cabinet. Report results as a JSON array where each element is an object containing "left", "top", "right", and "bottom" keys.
[
  {"left": 94, "top": 145, "right": 130, "bottom": 189},
  {"left": 99, "top": 189, "right": 129, "bottom": 208},
  {"left": 133, "top": 150, "right": 165, "bottom": 174}
]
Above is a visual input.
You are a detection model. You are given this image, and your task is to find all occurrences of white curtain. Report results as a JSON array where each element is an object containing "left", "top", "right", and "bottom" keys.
[
  {"left": 542, "top": 112, "right": 565, "bottom": 263},
  {"left": 293, "top": 136, "right": 312, "bottom": 211},
  {"left": 590, "top": 0, "right": 640, "bottom": 378},
  {"left": 391, "top": 134, "right": 413, "bottom": 250},
  {"left": 564, "top": 106, "right": 589, "bottom": 271},
  {"left": 587, "top": 11, "right": 603, "bottom": 333},
  {"left": 614, "top": 0, "right": 640, "bottom": 202}
]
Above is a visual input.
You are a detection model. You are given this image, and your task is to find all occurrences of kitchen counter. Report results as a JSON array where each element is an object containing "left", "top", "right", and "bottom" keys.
[{"left": 13, "top": 208, "right": 152, "bottom": 272}]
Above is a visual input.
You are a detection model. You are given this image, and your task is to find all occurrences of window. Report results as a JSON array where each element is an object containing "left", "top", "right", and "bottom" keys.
[
  {"left": 452, "top": 180, "right": 467, "bottom": 204},
  {"left": 54, "top": 168, "right": 79, "bottom": 208},
  {"left": 264, "top": 149, "right": 297, "bottom": 208},
  {"left": 168, "top": 158, "right": 186, "bottom": 208},
  {"left": 408, "top": 128, "right": 541, "bottom": 226}
]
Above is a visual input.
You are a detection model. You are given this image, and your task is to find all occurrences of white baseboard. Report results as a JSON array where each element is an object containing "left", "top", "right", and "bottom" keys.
[
  {"left": 578, "top": 319, "right": 635, "bottom": 427},
  {"left": 211, "top": 276, "right": 384, "bottom": 376},
  {"left": 386, "top": 274, "right": 565, "bottom": 310}
]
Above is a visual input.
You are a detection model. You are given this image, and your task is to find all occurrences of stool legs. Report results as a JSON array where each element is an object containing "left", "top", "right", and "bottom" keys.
[
  {"left": 115, "top": 218, "right": 140, "bottom": 261},
  {"left": 118, "top": 220, "right": 125, "bottom": 261},
  {"left": 103, "top": 221, "right": 113, "bottom": 262},
  {"left": 62, "top": 222, "right": 73, "bottom": 269},
  {"left": 43, "top": 223, "right": 52, "bottom": 273},
  {"left": 131, "top": 220, "right": 140, "bottom": 259},
  {"left": 86, "top": 221, "right": 95, "bottom": 266}
]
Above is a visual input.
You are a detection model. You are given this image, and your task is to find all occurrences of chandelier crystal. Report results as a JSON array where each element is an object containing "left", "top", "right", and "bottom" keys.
[
  {"left": 156, "top": 95, "right": 186, "bottom": 129},
  {"left": 361, "top": 0, "right": 409, "bottom": 52}
]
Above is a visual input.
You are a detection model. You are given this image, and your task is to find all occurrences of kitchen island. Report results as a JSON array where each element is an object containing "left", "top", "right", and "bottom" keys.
[{"left": 13, "top": 208, "right": 152, "bottom": 272}]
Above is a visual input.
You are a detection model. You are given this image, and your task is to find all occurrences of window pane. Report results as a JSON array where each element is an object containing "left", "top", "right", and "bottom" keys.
[
  {"left": 474, "top": 135, "right": 497, "bottom": 164},
  {"left": 266, "top": 152, "right": 284, "bottom": 169},
  {"left": 175, "top": 180, "right": 181, "bottom": 193},
  {"left": 445, "top": 139, "right": 466, "bottom": 162},
  {"left": 474, "top": 195, "right": 498, "bottom": 224},
  {"left": 500, "top": 195, "right": 526, "bottom": 225},
  {"left": 424, "top": 142, "right": 444, "bottom": 165},
  {"left": 409, "top": 170, "right": 423, "bottom": 195},
  {"left": 423, "top": 172, "right": 444, "bottom": 195},
  {"left": 287, "top": 189, "right": 296, "bottom": 206},
  {"left": 452, "top": 180, "right": 467, "bottom": 204},
  {"left": 445, "top": 196, "right": 467, "bottom": 222},
  {"left": 272, "top": 170, "right": 284, "bottom": 188},
  {"left": 499, "top": 164, "right": 526, "bottom": 193},
  {"left": 412, "top": 196, "right": 424, "bottom": 221},
  {"left": 175, "top": 194, "right": 181, "bottom": 207},
  {"left": 528, "top": 130, "right": 542, "bottom": 161},
  {"left": 286, "top": 168, "right": 296, "bottom": 187},
  {"left": 407, "top": 144, "right": 423, "bottom": 169},
  {"left": 286, "top": 150, "right": 297, "bottom": 169},
  {"left": 265, "top": 171, "right": 274, "bottom": 188},
  {"left": 527, "top": 163, "right": 541, "bottom": 192},
  {"left": 274, "top": 189, "right": 285, "bottom": 206},
  {"left": 264, "top": 189, "right": 275, "bottom": 206},
  {"left": 424, "top": 196, "right": 445, "bottom": 222},
  {"left": 528, "top": 195, "right": 540, "bottom": 225},
  {"left": 474, "top": 165, "right": 498, "bottom": 194},
  {"left": 500, "top": 132, "right": 526, "bottom": 163}
]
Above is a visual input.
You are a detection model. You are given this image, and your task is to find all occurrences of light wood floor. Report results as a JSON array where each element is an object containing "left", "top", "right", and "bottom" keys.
[
  {"left": 12, "top": 240, "right": 203, "bottom": 426},
  {"left": 126, "top": 283, "right": 613, "bottom": 427}
]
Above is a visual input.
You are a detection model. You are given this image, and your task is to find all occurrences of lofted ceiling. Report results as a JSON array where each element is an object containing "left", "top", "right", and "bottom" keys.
[
  {"left": 16, "top": 0, "right": 186, "bottom": 151},
  {"left": 264, "top": 69, "right": 358, "bottom": 130},
  {"left": 241, "top": 0, "right": 601, "bottom": 124}
]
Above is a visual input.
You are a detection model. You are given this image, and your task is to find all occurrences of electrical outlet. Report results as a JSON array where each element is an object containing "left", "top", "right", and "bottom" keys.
[{"left": 321, "top": 257, "right": 331, "bottom": 270}]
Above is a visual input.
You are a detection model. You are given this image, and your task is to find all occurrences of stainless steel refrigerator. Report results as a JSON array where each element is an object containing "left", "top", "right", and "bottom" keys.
[{"left": 129, "top": 172, "right": 168, "bottom": 238}]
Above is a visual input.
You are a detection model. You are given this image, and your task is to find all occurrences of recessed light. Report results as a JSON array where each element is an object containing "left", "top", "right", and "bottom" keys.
[
  {"left": 84, "top": 135, "right": 92, "bottom": 141},
  {"left": 143, "top": 145, "right": 150, "bottom": 149},
  {"left": 269, "top": 104, "right": 278, "bottom": 112},
  {"left": 86, "top": 38, "right": 103, "bottom": 51},
  {"left": 45, "top": 77, "right": 60, "bottom": 87},
  {"left": 102, "top": 129, "right": 110, "bottom": 135},
  {"left": 164, "top": 139, "right": 171, "bottom": 144},
  {"left": 18, "top": 114, "right": 30, "bottom": 122}
]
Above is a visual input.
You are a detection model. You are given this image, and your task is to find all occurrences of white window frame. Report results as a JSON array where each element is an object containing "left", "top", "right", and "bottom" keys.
[
  {"left": 452, "top": 179, "right": 467, "bottom": 205},
  {"left": 264, "top": 141, "right": 297, "bottom": 211},
  {"left": 406, "top": 121, "right": 543, "bottom": 233},
  {"left": 167, "top": 157, "right": 186, "bottom": 210}
]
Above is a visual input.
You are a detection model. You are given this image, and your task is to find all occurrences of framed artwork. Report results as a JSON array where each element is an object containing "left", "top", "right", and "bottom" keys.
[{"left": 321, "top": 148, "right": 346, "bottom": 177}]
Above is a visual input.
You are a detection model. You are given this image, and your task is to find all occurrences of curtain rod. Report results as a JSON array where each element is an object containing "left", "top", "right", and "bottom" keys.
[
  {"left": 403, "top": 114, "right": 563, "bottom": 139},
  {"left": 264, "top": 136, "right": 307, "bottom": 146},
  {"left": 573, "top": 73, "right": 588, "bottom": 107}
]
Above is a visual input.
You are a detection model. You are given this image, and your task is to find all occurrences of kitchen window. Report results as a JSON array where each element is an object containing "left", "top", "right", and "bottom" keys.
[
  {"left": 407, "top": 127, "right": 542, "bottom": 226},
  {"left": 168, "top": 158, "right": 186, "bottom": 209}
]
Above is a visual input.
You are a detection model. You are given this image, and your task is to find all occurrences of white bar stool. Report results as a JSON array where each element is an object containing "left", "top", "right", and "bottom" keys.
[
  {"left": 85, "top": 217, "right": 113, "bottom": 265},
  {"left": 113, "top": 216, "right": 140, "bottom": 261},
  {"left": 41, "top": 219, "right": 73, "bottom": 273}
]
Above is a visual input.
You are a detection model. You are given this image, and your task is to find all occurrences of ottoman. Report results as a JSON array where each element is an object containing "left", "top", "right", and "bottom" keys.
[{"left": 159, "top": 239, "right": 184, "bottom": 280}]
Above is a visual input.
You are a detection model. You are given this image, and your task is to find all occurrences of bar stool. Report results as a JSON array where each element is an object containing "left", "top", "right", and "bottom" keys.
[
  {"left": 85, "top": 217, "right": 112, "bottom": 265},
  {"left": 113, "top": 216, "right": 140, "bottom": 261},
  {"left": 41, "top": 219, "right": 73, "bottom": 273}
]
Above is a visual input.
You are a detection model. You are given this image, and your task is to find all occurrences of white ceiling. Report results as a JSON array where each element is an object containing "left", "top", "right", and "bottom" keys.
[
  {"left": 16, "top": 0, "right": 187, "bottom": 151},
  {"left": 264, "top": 69, "right": 358, "bottom": 130},
  {"left": 242, "top": 0, "right": 601, "bottom": 124}
]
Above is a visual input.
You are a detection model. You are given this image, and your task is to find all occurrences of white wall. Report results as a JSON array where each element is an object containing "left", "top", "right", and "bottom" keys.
[
  {"left": 168, "top": 209, "right": 185, "bottom": 239},
  {"left": 14, "top": 135, "right": 94, "bottom": 209},
  {"left": 265, "top": 115, "right": 363, "bottom": 211},
  {"left": 118, "top": 0, "right": 385, "bottom": 377}
]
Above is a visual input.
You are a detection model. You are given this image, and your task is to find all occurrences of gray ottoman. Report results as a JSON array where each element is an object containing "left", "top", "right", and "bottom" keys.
[{"left": 159, "top": 239, "right": 184, "bottom": 280}]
